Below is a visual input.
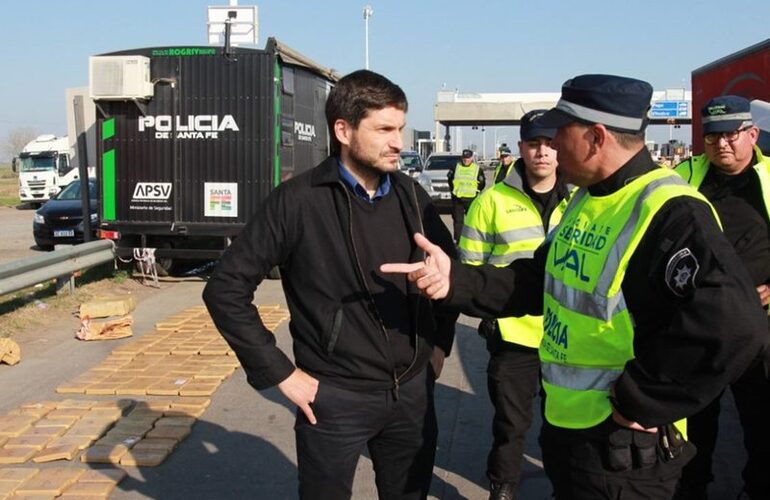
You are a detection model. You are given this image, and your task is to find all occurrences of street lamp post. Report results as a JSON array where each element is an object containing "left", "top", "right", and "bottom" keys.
[
  {"left": 482, "top": 127, "right": 486, "bottom": 159},
  {"left": 363, "top": 5, "right": 373, "bottom": 69}
]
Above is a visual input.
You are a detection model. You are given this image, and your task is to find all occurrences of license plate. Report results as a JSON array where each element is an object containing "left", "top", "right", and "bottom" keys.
[
  {"left": 439, "top": 193, "right": 451, "bottom": 199},
  {"left": 54, "top": 229, "right": 75, "bottom": 237}
]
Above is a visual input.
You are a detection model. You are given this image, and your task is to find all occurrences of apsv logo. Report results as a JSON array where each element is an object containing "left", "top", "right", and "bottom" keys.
[{"left": 133, "top": 182, "right": 172, "bottom": 200}]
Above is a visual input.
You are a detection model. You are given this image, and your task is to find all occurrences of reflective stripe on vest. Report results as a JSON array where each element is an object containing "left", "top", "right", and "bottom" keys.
[
  {"left": 459, "top": 178, "right": 567, "bottom": 347},
  {"left": 541, "top": 167, "right": 710, "bottom": 430},
  {"left": 452, "top": 162, "right": 480, "bottom": 198}
]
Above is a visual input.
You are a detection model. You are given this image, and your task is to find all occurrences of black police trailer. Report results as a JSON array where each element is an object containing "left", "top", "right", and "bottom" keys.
[{"left": 90, "top": 38, "right": 338, "bottom": 274}]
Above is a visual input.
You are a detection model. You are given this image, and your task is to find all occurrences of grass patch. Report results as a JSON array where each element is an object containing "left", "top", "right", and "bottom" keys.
[
  {"left": 112, "top": 270, "right": 131, "bottom": 284},
  {"left": 0, "top": 263, "right": 126, "bottom": 339},
  {"left": 0, "top": 163, "right": 18, "bottom": 207}
]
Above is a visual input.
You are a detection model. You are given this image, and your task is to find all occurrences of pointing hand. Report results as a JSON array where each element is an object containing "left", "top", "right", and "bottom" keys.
[{"left": 380, "top": 233, "right": 452, "bottom": 300}]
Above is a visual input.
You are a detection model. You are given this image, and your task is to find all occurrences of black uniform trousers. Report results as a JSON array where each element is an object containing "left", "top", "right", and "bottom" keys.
[
  {"left": 679, "top": 358, "right": 770, "bottom": 499},
  {"left": 540, "top": 416, "right": 695, "bottom": 500},
  {"left": 485, "top": 333, "right": 540, "bottom": 486},
  {"left": 294, "top": 365, "right": 437, "bottom": 500},
  {"left": 451, "top": 196, "right": 475, "bottom": 242}
]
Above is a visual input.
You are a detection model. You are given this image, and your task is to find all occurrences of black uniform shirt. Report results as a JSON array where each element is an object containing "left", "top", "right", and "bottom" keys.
[
  {"left": 447, "top": 148, "right": 768, "bottom": 427},
  {"left": 699, "top": 155, "right": 770, "bottom": 287}
]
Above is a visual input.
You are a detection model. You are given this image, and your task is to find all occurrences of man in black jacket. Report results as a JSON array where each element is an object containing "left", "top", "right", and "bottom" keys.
[
  {"left": 675, "top": 95, "right": 770, "bottom": 500},
  {"left": 383, "top": 74, "right": 768, "bottom": 500},
  {"left": 203, "top": 69, "right": 457, "bottom": 500}
]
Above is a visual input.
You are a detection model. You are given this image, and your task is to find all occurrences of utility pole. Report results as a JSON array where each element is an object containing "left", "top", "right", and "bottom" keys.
[{"left": 363, "top": 5, "right": 373, "bottom": 69}]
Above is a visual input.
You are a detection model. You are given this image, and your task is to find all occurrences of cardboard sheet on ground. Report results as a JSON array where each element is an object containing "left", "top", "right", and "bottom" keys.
[
  {"left": 76, "top": 315, "right": 133, "bottom": 341},
  {"left": 0, "top": 338, "right": 21, "bottom": 365}
]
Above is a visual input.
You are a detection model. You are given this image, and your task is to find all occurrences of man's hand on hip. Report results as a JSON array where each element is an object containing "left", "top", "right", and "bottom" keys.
[{"left": 278, "top": 368, "right": 319, "bottom": 425}]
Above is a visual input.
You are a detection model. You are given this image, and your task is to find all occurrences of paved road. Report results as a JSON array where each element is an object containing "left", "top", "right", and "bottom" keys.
[
  {"left": 0, "top": 204, "right": 40, "bottom": 266},
  {"left": 0, "top": 203, "right": 750, "bottom": 498},
  {"left": 0, "top": 273, "right": 750, "bottom": 499}
]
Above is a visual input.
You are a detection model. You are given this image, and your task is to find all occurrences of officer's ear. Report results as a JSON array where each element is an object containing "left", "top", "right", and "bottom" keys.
[
  {"left": 591, "top": 124, "right": 608, "bottom": 149},
  {"left": 747, "top": 125, "right": 760, "bottom": 146}
]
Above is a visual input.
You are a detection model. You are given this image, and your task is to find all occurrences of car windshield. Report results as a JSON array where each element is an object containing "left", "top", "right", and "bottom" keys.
[
  {"left": 56, "top": 180, "right": 96, "bottom": 200},
  {"left": 425, "top": 156, "right": 460, "bottom": 171},
  {"left": 401, "top": 155, "right": 422, "bottom": 168}
]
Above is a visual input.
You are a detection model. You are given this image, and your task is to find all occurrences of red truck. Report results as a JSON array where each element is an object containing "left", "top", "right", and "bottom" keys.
[{"left": 691, "top": 38, "right": 770, "bottom": 154}]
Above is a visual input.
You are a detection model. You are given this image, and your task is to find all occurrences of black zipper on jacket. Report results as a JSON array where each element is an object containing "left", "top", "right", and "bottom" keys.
[
  {"left": 335, "top": 178, "right": 429, "bottom": 400},
  {"left": 395, "top": 182, "right": 427, "bottom": 384},
  {"left": 338, "top": 181, "right": 399, "bottom": 398},
  {"left": 380, "top": 181, "right": 429, "bottom": 398}
]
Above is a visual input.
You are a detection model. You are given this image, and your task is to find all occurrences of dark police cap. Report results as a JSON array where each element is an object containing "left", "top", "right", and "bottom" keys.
[
  {"left": 499, "top": 146, "right": 512, "bottom": 156},
  {"left": 520, "top": 109, "right": 556, "bottom": 141},
  {"left": 701, "top": 95, "right": 753, "bottom": 135},
  {"left": 537, "top": 74, "right": 653, "bottom": 133},
  {"left": 461, "top": 149, "right": 474, "bottom": 158}
]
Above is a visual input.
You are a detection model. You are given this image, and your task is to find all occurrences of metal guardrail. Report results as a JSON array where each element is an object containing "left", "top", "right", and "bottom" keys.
[{"left": 0, "top": 239, "right": 115, "bottom": 297}]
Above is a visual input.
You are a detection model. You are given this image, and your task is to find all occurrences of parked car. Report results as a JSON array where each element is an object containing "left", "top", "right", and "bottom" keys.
[
  {"left": 399, "top": 150, "right": 424, "bottom": 178},
  {"left": 417, "top": 152, "right": 461, "bottom": 210},
  {"left": 33, "top": 178, "right": 98, "bottom": 250}
]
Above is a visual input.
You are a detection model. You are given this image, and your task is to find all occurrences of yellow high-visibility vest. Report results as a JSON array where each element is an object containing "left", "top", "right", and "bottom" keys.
[
  {"left": 452, "top": 162, "right": 481, "bottom": 198},
  {"left": 541, "top": 167, "right": 712, "bottom": 434},
  {"left": 459, "top": 168, "right": 568, "bottom": 347}
]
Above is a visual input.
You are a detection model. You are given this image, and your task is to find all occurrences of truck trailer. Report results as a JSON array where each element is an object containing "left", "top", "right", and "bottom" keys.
[
  {"left": 90, "top": 38, "right": 339, "bottom": 274},
  {"left": 691, "top": 38, "right": 770, "bottom": 154}
]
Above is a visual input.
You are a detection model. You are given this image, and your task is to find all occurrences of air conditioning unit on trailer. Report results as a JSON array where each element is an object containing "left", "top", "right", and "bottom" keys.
[{"left": 89, "top": 55, "right": 154, "bottom": 100}]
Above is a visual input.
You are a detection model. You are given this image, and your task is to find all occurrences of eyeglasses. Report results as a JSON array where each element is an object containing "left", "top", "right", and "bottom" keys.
[{"left": 704, "top": 127, "right": 751, "bottom": 145}]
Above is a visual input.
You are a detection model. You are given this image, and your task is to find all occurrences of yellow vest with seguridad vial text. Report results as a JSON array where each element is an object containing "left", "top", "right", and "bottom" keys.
[{"left": 541, "top": 167, "right": 711, "bottom": 434}]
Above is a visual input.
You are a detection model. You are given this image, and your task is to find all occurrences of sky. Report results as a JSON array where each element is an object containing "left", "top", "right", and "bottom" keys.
[{"left": 1, "top": 0, "right": 769, "bottom": 159}]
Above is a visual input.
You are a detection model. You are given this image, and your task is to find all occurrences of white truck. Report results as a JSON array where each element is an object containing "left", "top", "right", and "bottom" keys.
[{"left": 12, "top": 134, "right": 79, "bottom": 207}]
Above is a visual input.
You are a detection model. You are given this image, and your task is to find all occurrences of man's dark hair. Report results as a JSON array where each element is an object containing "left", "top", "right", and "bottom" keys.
[{"left": 325, "top": 69, "right": 408, "bottom": 154}]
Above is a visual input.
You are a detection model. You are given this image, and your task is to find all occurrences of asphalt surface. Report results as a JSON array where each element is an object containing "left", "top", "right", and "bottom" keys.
[
  {"left": 0, "top": 277, "right": 750, "bottom": 499},
  {"left": 0, "top": 205, "right": 750, "bottom": 499},
  {"left": 0, "top": 204, "right": 42, "bottom": 266}
]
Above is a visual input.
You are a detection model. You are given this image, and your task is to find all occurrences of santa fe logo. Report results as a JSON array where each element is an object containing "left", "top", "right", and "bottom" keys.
[{"left": 133, "top": 182, "right": 172, "bottom": 200}]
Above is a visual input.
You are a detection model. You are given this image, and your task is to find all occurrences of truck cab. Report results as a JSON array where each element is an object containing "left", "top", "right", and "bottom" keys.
[{"left": 12, "top": 134, "right": 78, "bottom": 207}]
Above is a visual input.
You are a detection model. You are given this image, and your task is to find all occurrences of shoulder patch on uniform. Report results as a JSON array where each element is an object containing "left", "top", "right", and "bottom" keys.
[{"left": 665, "top": 247, "right": 700, "bottom": 297}]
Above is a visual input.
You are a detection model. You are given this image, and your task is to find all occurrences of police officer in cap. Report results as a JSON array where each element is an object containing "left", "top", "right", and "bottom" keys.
[
  {"left": 493, "top": 146, "right": 515, "bottom": 184},
  {"left": 675, "top": 95, "right": 770, "bottom": 500},
  {"left": 448, "top": 148, "right": 485, "bottom": 242},
  {"left": 459, "top": 109, "right": 569, "bottom": 500},
  {"left": 381, "top": 74, "right": 769, "bottom": 499}
]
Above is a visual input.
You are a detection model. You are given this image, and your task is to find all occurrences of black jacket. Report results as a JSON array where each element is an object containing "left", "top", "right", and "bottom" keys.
[
  {"left": 445, "top": 148, "right": 769, "bottom": 428},
  {"left": 203, "top": 156, "right": 458, "bottom": 393}
]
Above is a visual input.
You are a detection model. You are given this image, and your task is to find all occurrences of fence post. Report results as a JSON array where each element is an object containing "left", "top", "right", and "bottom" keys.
[{"left": 55, "top": 273, "right": 76, "bottom": 295}]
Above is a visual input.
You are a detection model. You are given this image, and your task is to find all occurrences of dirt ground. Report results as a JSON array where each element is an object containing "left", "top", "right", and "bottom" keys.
[{"left": 0, "top": 270, "right": 167, "bottom": 358}]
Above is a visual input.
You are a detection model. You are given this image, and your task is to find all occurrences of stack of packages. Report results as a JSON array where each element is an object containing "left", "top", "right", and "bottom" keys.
[
  {"left": 76, "top": 296, "right": 135, "bottom": 341},
  {"left": 0, "top": 338, "right": 20, "bottom": 365}
]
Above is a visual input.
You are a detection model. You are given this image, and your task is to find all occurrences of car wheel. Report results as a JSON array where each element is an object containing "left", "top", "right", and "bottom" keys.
[
  {"left": 153, "top": 254, "right": 176, "bottom": 277},
  {"left": 35, "top": 240, "right": 54, "bottom": 251}
]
